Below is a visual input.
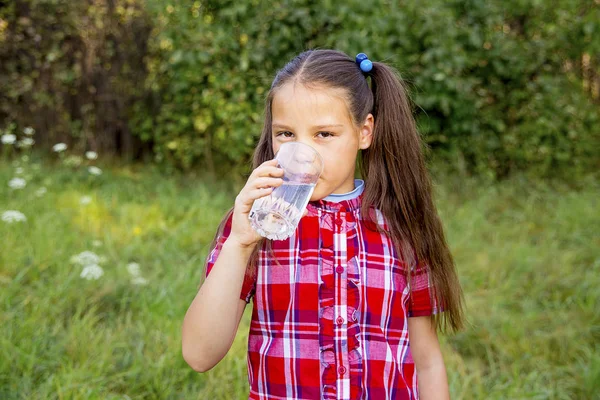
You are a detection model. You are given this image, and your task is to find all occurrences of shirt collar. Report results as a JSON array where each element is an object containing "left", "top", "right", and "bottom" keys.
[
  {"left": 323, "top": 179, "right": 364, "bottom": 202},
  {"left": 307, "top": 179, "right": 364, "bottom": 213}
]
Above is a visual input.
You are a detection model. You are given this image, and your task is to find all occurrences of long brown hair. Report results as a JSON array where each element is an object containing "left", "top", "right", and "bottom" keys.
[{"left": 207, "top": 49, "right": 464, "bottom": 333}]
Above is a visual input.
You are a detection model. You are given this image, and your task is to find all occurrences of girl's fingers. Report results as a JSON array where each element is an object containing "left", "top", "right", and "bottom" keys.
[
  {"left": 261, "top": 159, "right": 278, "bottom": 166},
  {"left": 251, "top": 177, "right": 283, "bottom": 189},
  {"left": 246, "top": 187, "right": 274, "bottom": 201},
  {"left": 249, "top": 160, "right": 276, "bottom": 176},
  {"left": 253, "top": 166, "right": 284, "bottom": 179},
  {"left": 250, "top": 161, "right": 283, "bottom": 179},
  {"left": 236, "top": 160, "right": 283, "bottom": 211},
  {"left": 265, "top": 165, "right": 285, "bottom": 177},
  {"left": 239, "top": 177, "right": 281, "bottom": 205},
  {"left": 237, "top": 187, "right": 273, "bottom": 207}
]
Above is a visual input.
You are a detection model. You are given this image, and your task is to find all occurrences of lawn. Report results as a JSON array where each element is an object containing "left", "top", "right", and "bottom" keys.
[{"left": 1, "top": 153, "right": 598, "bottom": 399}]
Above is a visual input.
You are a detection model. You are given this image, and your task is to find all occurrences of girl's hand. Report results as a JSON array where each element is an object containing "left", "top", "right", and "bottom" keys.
[{"left": 228, "top": 159, "right": 284, "bottom": 248}]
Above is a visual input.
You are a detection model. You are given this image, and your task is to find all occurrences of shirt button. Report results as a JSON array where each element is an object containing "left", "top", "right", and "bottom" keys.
[
  {"left": 338, "top": 366, "right": 346, "bottom": 375},
  {"left": 335, "top": 266, "right": 344, "bottom": 274},
  {"left": 336, "top": 316, "right": 344, "bottom": 326}
]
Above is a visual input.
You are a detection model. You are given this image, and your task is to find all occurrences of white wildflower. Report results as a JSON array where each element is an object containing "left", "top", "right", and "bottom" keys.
[
  {"left": 15, "top": 167, "right": 24, "bottom": 174},
  {"left": 92, "top": 240, "right": 103, "bottom": 247},
  {"left": 80, "top": 196, "right": 92, "bottom": 205},
  {"left": 85, "top": 151, "right": 98, "bottom": 160},
  {"left": 23, "top": 127, "right": 35, "bottom": 136},
  {"left": 126, "top": 262, "right": 141, "bottom": 276},
  {"left": 1, "top": 210, "right": 27, "bottom": 223},
  {"left": 88, "top": 166, "right": 102, "bottom": 176},
  {"left": 35, "top": 187, "right": 47, "bottom": 197},
  {"left": 127, "top": 262, "right": 148, "bottom": 285},
  {"left": 131, "top": 276, "right": 148, "bottom": 286},
  {"left": 80, "top": 264, "right": 104, "bottom": 280},
  {"left": 8, "top": 177, "right": 26, "bottom": 189},
  {"left": 17, "top": 138, "right": 34, "bottom": 148},
  {"left": 1, "top": 134, "right": 16, "bottom": 145},
  {"left": 52, "top": 143, "right": 67, "bottom": 152},
  {"left": 70, "top": 251, "right": 104, "bottom": 266}
]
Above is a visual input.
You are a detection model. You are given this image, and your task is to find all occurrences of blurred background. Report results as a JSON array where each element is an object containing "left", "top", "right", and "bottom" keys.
[{"left": 0, "top": 0, "right": 598, "bottom": 399}]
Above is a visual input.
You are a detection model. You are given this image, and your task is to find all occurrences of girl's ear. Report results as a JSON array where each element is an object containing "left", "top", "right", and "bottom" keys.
[{"left": 358, "top": 113, "right": 375, "bottom": 150}]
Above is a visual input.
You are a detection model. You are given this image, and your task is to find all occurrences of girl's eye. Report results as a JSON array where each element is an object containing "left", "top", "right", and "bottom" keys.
[
  {"left": 317, "top": 131, "right": 333, "bottom": 138},
  {"left": 276, "top": 131, "right": 294, "bottom": 138}
]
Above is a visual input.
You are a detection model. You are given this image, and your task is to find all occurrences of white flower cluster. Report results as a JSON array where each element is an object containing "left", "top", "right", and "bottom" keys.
[
  {"left": 52, "top": 143, "right": 67, "bottom": 153},
  {"left": 1, "top": 210, "right": 27, "bottom": 223},
  {"left": 2, "top": 134, "right": 17, "bottom": 145},
  {"left": 71, "top": 250, "right": 107, "bottom": 266},
  {"left": 1, "top": 127, "right": 34, "bottom": 148},
  {"left": 3, "top": 126, "right": 104, "bottom": 177},
  {"left": 8, "top": 177, "right": 26, "bottom": 189},
  {"left": 88, "top": 166, "right": 102, "bottom": 176},
  {"left": 71, "top": 251, "right": 107, "bottom": 281},
  {"left": 17, "top": 137, "right": 34, "bottom": 148},
  {"left": 126, "top": 262, "right": 148, "bottom": 286},
  {"left": 80, "top": 264, "right": 104, "bottom": 280}
]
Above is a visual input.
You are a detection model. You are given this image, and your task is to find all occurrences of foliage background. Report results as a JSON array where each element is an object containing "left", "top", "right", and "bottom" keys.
[{"left": 1, "top": 0, "right": 598, "bottom": 178}]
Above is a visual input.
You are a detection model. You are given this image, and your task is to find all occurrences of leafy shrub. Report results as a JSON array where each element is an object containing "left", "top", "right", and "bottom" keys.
[{"left": 1, "top": 0, "right": 598, "bottom": 178}]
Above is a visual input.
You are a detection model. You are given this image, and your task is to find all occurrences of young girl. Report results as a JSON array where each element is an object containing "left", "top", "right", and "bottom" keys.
[{"left": 182, "top": 49, "right": 464, "bottom": 400}]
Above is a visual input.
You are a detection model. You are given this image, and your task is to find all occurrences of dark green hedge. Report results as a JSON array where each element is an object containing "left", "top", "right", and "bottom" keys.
[{"left": 1, "top": 0, "right": 598, "bottom": 178}]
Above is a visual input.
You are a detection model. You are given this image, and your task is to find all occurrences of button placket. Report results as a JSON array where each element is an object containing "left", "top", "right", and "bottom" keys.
[{"left": 334, "top": 212, "right": 346, "bottom": 232}]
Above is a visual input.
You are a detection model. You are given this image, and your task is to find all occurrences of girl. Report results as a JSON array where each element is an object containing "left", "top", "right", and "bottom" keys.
[{"left": 182, "top": 49, "right": 464, "bottom": 400}]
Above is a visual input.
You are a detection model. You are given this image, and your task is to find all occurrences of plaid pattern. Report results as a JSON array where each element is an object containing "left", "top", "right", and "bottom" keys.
[{"left": 205, "top": 194, "right": 441, "bottom": 399}]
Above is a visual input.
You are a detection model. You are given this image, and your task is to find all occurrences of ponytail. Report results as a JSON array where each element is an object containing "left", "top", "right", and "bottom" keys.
[{"left": 361, "top": 63, "right": 465, "bottom": 333}]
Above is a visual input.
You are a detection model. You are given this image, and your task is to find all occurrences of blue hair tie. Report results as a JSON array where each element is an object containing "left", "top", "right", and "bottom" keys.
[{"left": 355, "top": 53, "right": 373, "bottom": 73}]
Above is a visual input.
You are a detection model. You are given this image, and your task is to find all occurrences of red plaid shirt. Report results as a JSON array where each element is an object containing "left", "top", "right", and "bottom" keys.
[{"left": 205, "top": 194, "right": 441, "bottom": 399}]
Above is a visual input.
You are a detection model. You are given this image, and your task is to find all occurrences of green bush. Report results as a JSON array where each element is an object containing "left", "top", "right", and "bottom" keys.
[
  {"left": 1, "top": 0, "right": 598, "bottom": 178},
  {"left": 0, "top": 0, "right": 151, "bottom": 157}
]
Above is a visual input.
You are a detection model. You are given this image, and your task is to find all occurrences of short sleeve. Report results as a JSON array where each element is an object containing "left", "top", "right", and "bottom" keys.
[
  {"left": 204, "top": 213, "right": 256, "bottom": 303},
  {"left": 407, "top": 262, "right": 442, "bottom": 317}
]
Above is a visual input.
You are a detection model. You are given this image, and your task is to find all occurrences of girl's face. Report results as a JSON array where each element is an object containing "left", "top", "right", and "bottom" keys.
[{"left": 271, "top": 82, "right": 374, "bottom": 201}]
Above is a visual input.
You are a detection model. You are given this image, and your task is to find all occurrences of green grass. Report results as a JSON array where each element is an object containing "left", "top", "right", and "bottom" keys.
[{"left": 1, "top": 154, "right": 598, "bottom": 399}]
